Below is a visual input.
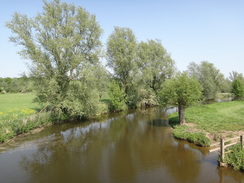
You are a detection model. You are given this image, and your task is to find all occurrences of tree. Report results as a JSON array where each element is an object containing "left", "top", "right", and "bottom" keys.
[
  {"left": 9, "top": 79, "right": 21, "bottom": 93},
  {"left": 158, "top": 73, "right": 202, "bottom": 124},
  {"left": 108, "top": 81, "right": 126, "bottom": 112},
  {"left": 61, "top": 62, "right": 109, "bottom": 118},
  {"left": 137, "top": 39, "right": 175, "bottom": 94},
  {"left": 229, "top": 71, "right": 244, "bottom": 82},
  {"left": 187, "top": 61, "right": 224, "bottom": 100},
  {"left": 6, "top": 0, "right": 103, "bottom": 117},
  {"left": 231, "top": 78, "right": 244, "bottom": 100},
  {"left": 219, "top": 77, "right": 232, "bottom": 93},
  {"left": 106, "top": 27, "right": 137, "bottom": 95}
]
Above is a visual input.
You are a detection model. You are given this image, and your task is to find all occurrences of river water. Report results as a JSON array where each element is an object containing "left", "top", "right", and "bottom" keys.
[{"left": 0, "top": 107, "right": 243, "bottom": 183}]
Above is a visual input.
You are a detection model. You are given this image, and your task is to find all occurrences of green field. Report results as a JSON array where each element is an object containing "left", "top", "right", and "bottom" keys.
[
  {"left": 185, "top": 101, "right": 244, "bottom": 133},
  {"left": 0, "top": 93, "right": 39, "bottom": 121},
  {"left": 169, "top": 101, "right": 244, "bottom": 146},
  {"left": 0, "top": 93, "right": 51, "bottom": 142}
]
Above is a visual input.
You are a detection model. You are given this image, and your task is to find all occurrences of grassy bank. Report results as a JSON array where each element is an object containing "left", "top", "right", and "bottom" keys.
[
  {"left": 169, "top": 101, "right": 244, "bottom": 142},
  {"left": 169, "top": 101, "right": 244, "bottom": 170},
  {"left": 0, "top": 93, "right": 52, "bottom": 142}
]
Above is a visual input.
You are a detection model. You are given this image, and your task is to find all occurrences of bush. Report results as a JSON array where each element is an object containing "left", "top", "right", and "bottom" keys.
[
  {"left": 224, "top": 144, "right": 244, "bottom": 170},
  {"left": 138, "top": 88, "right": 158, "bottom": 107},
  {"left": 0, "top": 112, "right": 51, "bottom": 143},
  {"left": 232, "top": 78, "right": 244, "bottom": 100},
  {"left": 108, "top": 81, "right": 127, "bottom": 112}
]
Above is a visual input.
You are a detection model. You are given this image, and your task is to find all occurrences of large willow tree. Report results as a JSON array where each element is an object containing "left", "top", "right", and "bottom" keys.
[
  {"left": 106, "top": 27, "right": 137, "bottom": 95},
  {"left": 137, "top": 39, "right": 175, "bottom": 94},
  {"left": 6, "top": 0, "right": 104, "bottom": 118}
]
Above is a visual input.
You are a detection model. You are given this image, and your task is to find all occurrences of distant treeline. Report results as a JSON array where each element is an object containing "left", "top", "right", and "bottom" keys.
[{"left": 0, "top": 76, "right": 34, "bottom": 93}]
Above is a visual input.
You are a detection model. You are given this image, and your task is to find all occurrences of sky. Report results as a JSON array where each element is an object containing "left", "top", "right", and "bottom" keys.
[{"left": 0, "top": 0, "right": 244, "bottom": 78}]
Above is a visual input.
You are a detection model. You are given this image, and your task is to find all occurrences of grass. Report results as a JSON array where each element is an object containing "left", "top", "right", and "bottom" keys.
[
  {"left": 184, "top": 101, "right": 244, "bottom": 133},
  {"left": 224, "top": 144, "right": 244, "bottom": 171},
  {"left": 169, "top": 101, "right": 244, "bottom": 146},
  {"left": 173, "top": 125, "right": 211, "bottom": 147},
  {"left": 0, "top": 93, "right": 52, "bottom": 142},
  {"left": 0, "top": 93, "right": 40, "bottom": 121}
]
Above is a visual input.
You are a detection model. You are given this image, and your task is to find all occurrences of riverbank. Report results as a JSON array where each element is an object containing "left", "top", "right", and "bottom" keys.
[
  {"left": 0, "top": 93, "right": 52, "bottom": 142},
  {"left": 0, "top": 93, "right": 115, "bottom": 143},
  {"left": 2, "top": 105, "right": 244, "bottom": 183},
  {"left": 169, "top": 101, "right": 244, "bottom": 170},
  {"left": 1, "top": 94, "right": 243, "bottom": 145},
  {"left": 169, "top": 101, "right": 244, "bottom": 141}
]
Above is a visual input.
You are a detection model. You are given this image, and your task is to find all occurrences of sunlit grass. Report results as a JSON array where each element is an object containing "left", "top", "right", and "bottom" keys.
[
  {"left": 0, "top": 93, "right": 40, "bottom": 122},
  {"left": 0, "top": 93, "right": 53, "bottom": 142},
  {"left": 185, "top": 101, "right": 244, "bottom": 133}
]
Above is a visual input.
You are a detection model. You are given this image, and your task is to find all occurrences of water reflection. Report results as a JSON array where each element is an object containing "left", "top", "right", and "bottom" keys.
[
  {"left": 0, "top": 107, "right": 244, "bottom": 183},
  {"left": 19, "top": 108, "right": 200, "bottom": 183}
]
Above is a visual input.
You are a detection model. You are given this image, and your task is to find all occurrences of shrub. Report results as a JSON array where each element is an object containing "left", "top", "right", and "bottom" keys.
[
  {"left": 108, "top": 81, "right": 127, "bottom": 112},
  {"left": 224, "top": 144, "right": 244, "bottom": 170},
  {"left": 0, "top": 112, "right": 51, "bottom": 143}
]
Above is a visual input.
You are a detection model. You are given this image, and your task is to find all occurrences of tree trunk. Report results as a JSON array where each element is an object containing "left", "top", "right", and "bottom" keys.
[{"left": 178, "top": 105, "right": 185, "bottom": 125}]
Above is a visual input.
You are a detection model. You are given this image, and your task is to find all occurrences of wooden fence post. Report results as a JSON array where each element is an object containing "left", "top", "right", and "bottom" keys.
[
  {"left": 240, "top": 135, "right": 243, "bottom": 150},
  {"left": 220, "top": 138, "right": 225, "bottom": 163}
]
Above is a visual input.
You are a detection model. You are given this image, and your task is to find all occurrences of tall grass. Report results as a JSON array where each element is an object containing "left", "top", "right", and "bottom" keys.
[
  {"left": 0, "top": 93, "right": 52, "bottom": 142},
  {"left": 0, "top": 112, "right": 52, "bottom": 142}
]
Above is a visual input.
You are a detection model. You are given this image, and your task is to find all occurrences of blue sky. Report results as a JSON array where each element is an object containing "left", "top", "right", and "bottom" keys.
[{"left": 1, "top": 0, "right": 243, "bottom": 78}]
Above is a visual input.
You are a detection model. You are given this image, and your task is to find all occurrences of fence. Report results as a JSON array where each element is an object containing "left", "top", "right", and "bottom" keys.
[{"left": 209, "top": 135, "right": 243, "bottom": 166}]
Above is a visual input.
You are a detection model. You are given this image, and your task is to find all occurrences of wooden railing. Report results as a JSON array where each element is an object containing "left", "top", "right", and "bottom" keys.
[{"left": 209, "top": 135, "right": 243, "bottom": 166}]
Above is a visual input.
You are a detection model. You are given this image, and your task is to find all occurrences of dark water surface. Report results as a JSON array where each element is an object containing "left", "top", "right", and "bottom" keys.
[{"left": 0, "top": 107, "right": 243, "bottom": 183}]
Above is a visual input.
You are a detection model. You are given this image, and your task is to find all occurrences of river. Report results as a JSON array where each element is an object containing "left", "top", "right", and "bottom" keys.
[{"left": 0, "top": 107, "right": 243, "bottom": 183}]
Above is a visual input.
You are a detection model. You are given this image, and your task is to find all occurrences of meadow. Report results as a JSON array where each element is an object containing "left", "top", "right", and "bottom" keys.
[
  {"left": 185, "top": 101, "right": 244, "bottom": 133},
  {"left": 169, "top": 101, "right": 244, "bottom": 146},
  {"left": 0, "top": 93, "right": 50, "bottom": 142},
  {"left": 0, "top": 93, "right": 39, "bottom": 121}
]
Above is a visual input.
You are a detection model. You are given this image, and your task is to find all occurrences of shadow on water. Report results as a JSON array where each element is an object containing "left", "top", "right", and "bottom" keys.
[
  {"left": 148, "top": 119, "right": 169, "bottom": 127},
  {"left": 0, "top": 106, "right": 243, "bottom": 183}
]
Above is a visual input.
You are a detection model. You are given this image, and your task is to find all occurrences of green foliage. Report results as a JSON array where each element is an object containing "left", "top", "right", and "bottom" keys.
[
  {"left": 159, "top": 73, "right": 202, "bottom": 107},
  {"left": 158, "top": 72, "right": 202, "bottom": 124},
  {"left": 219, "top": 78, "right": 232, "bottom": 93},
  {"left": 137, "top": 88, "right": 158, "bottom": 107},
  {"left": 6, "top": 0, "right": 104, "bottom": 118},
  {"left": 0, "top": 77, "right": 34, "bottom": 93},
  {"left": 0, "top": 112, "right": 52, "bottom": 143},
  {"left": 63, "top": 80, "right": 108, "bottom": 119},
  {"left": 231, "top": 78, "right": 244, "bottom": 100},
  {"left": 224, "top": 144, "right": 244, "bottom": 170},
  {"left": 106, "top": 26, "right": 137, "bottom": 95},
  {"left": 187, "top": 61, "right": 224, "bottom": 100},
  {"left": 229, "top": 71, "right": 244, "bottom": 82},
  {"left": 173, "top": 125, "right": 210, "bottom": 147},
  {"left": 108, "top": 81, "right": 127, "bottom": 111},
  {"left": 137, "top": 39, "right": 175, "bottom": 93},
  {"left": 59, "top": 63, "right": 109, "bottom": 119}
]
